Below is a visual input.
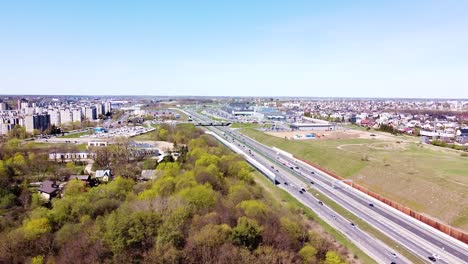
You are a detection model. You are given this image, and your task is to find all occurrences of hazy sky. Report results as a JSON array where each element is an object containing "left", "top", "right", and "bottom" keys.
[{"left": 1, "top": 0, "right": 467, "bottom": 98}]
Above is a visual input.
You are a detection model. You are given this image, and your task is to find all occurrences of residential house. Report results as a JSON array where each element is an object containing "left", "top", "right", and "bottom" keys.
[
  {"left": 69, "top": 175, "right": 92, "bottom": 185},
  {"left": 457, "top": 129, "right": 468, "bottom": 144},
  {"left": 95, "top": 170, "right": 112, "bottom": 182},
  {"left": 37, "top": 180, "right": 60, "bottom": 201}
]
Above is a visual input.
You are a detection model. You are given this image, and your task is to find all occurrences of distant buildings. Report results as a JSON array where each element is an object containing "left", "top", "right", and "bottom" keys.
[{"left": 0, "top": 101, "right": 8, "bottom": 111}]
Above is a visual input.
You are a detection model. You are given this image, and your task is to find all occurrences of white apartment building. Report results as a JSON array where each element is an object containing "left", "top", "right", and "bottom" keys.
[
  {"left": 49, "top": 109, "right": 61, "bottom": 126},
  {"left": 60, "top": 109, "right": 73, "bottom": 124},
  {"left": 95, "top": 103, "right": 103, "bottom": 116},
  {"left": 104, "top": 101, "right": 111, "bottom": 114},
  {"left": 85, "top": 107, "right": 97, "bottom": 121},
  {"left": 72, "top": 109, "right": 82, "bottom": 123}
]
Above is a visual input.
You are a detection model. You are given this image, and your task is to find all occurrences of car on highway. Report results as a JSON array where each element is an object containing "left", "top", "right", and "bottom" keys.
[
  {"left": 310, "top": 171, "right": 315, "bottom": 174},
  {"left": 284, "top": 182, "right": 288, "bottom": 185},
  {"left": 299, "top": 190, "right": 303, "bottom": 194},
  {"left": 390, "top": 252, "right": 397, "bottom": 258},
  {"left": 350, "top": 222, "right": 356, "bottom": 227},
  {"left": 301, "top": 188, "right": 306, "bottom": 192},
  {"left": 318, "top": 201, "right": 323, "bottom": 205},
  {"left": 369, "top": 203, "right": 374, "bottom": 207},
  {"left": 428, "top": 256, "right": 436, "bottom": 262},
  {"left": 310, "top": 181, "right": 314, "bottom": 184}
]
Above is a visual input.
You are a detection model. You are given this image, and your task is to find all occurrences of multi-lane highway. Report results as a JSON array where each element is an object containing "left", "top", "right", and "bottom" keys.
[
  {"left": 206, "top": 130, "right": 408, "bottom": 263},
  {"left": 186, "top": 109, "right": 468, "bottom": 264}
]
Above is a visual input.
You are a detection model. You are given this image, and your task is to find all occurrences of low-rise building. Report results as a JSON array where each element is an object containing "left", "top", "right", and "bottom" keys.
[
  {"left": 37, "top": 180, "right": 60, "bottom": 201},
  {"left": 95, "top": 170, "right": 112, "bottom": 182}
]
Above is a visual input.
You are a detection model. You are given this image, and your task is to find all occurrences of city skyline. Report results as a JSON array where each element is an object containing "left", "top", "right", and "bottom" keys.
[{"left": 1, "top": 0, "right": 468, "bottom": 98}]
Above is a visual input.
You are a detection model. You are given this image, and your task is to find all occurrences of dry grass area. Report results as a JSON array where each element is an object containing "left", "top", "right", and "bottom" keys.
[
  {"left": 266, "top": 128, "right": 404, "bottom": 142},
  {"left": 243, "top": 128, "right": 468, "bottom": 231}
]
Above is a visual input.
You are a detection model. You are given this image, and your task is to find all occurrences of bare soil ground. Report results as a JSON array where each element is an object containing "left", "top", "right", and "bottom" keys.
[{"left": 266, "top": 129, "right": 401, "bottom": 142}]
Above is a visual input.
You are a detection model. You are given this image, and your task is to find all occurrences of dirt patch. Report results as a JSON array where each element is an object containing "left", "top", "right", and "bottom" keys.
[
  {"left": 266, "top": 128, "right": 403, "bottom": 142},
  {"left": 266, "top": 130, "right": 358, "bottom": 140}
]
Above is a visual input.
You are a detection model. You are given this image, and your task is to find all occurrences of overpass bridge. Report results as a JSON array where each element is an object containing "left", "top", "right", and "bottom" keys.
[{"left": 193, "top": 122, "right": 232, "bottom": 126}]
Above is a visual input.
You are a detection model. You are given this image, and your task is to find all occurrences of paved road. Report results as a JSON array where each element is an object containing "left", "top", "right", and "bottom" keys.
[
  {"left": 186, "top": 109, "right": 468, "bottom": 264},
  {"left": 188, "top": 110, "right": 406, "bottom": 263}
]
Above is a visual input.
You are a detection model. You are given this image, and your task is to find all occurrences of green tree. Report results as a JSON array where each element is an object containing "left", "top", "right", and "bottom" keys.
[
  {"left": 101, "top": 209, "right": 161, "bottom": 255},
  {"left": 231, "top": 216, "right": 263, "bottom": 251},
  {"left": 238, "top": 200, "right": 267, "bottom": 218},
  {"left": 30, "top": 255, "right": 44, "bottom": 264},
  {"left": 299, "top": 244, "right": 317, "bottom": 263},
  {"left": 22, "top": 218, "right": 51, "bottom": 240},
  {"left": 325, "top": 251, "right": 345, "bottom": 264},
  {"left": 178, "top": 184, "right": 216, "bottom": 212}
]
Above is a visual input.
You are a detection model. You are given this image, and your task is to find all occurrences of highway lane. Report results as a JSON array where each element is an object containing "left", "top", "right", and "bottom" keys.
[
  {"left": 206, "top": 129, "right": 408, "bottom": 264},
  {"left": 223, "top": 127, "right": 468, "bottom": 264},
  {"left": 186, "top": 109, "right": 468, "bottom": 264},
  {"left": 189, "top": 111, "right": 409, "bottom": 263}
]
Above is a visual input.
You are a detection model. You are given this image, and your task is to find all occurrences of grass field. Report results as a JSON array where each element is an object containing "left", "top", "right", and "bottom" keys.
[
  {"left": 132, "top": 130, "right": 157, "bottom": 141},
  {"left": 59, "top": 131, "right": 91, "bottom": 138},
  {"left": 242, "top": 128, "right": 468, "bottom": 231}
]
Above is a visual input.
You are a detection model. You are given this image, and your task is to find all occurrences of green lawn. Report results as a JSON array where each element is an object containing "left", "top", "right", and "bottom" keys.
[
  {"left": 242, "top": 128, "right": 371, "bottom": 177},
  {"left": 241, "top": 128, "right": 468, "bottom": 231},
  {"left": 59, "top": 131, "right": 92, "bottom": 138},
  {"left": 132, "top": 130, "right": 157, "bottom": 141}
]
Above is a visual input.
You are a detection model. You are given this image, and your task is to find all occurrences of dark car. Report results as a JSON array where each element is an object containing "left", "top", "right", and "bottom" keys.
[
  {"left": 310, "top": 171, "right": 315, "bottom": 174},
  {"left": 428, "top": 256, "right": 436, "bottom": 262},
  {"left": 350, "top": 223, "right": 355, "bottom": 227},
  {"left": 284, "top": 182, "right": 288, "bottom": 185},
  {"left": 301, "top": 188, "right": 306, "bottom": 192},
  {"left": 318, "top": 201, "right": 323, "bottom": 205},
  {"left": 369, "top": 203, "right": 374, "bottom": 207},
  {"left": 310, "top": 181, "right": 314, "bottom": 184},
  {"left": 299, "top": 190, "right": 303, "bottom": 194}
]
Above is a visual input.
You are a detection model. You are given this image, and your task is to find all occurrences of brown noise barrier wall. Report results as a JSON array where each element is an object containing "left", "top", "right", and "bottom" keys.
[{"left": 294, "top": 156, "right": 468, "bottom": 244}]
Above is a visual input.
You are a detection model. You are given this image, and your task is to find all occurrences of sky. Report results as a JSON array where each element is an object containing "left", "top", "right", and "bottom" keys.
[{"left": 0, "top": 0, "right": 467, "bottom": 98}]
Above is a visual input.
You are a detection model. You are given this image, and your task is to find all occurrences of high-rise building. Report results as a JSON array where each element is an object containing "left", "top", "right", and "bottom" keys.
[
  {"left": 18, "top": 98, "right": 29, "bottom": 111},
  {"left": 60, "top": 109, "right": 73, "bottom": 124},
  {"left": 24, "top": 114, "right": 50, "bottom": 133},
  {"left": 95, "top": 103, "right": 103, "bottom": 117},
  {"left": 49, "top": 109, "right": 61, "bottom": 126},
  {"left": 24, "top": 106, "right": 35, "bottom": 115},
  {"left": 104, "top": 101, "right": 112, "bottom": 114},
  {"left": 0, "top": 117, "right": 17, "bottom": 135},
  {"left": 0, "top": 101, "right": 8, "bottom": 111},
  {"left": 72, "top": 109, "right": 82, "bottom": 123},
  {"left": 85, "top": 107, "right": 97, "bottom": 121}
]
